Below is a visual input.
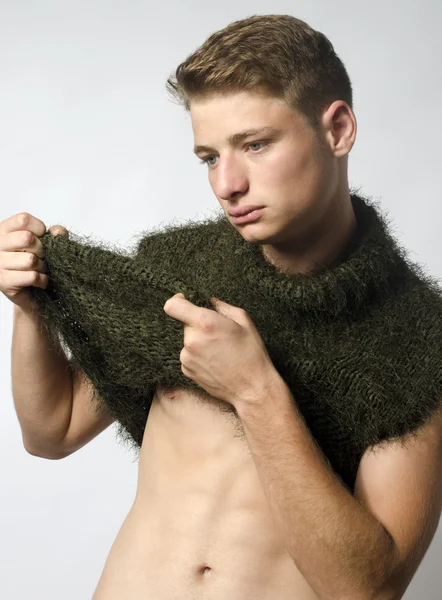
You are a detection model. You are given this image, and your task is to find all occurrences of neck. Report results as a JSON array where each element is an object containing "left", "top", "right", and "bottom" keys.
[{"left": 260, "top": 192, "right": 358, "bottom": 276}]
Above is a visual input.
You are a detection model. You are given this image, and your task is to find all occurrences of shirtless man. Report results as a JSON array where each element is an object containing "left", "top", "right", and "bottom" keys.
[{"left": 3, "top": 14, "right": 442, "bottom": 600}]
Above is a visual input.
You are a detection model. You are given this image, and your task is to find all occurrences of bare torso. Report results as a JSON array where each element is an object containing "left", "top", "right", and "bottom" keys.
[{"left": 91, "top": 385, "right": 319, "bottom": 599}]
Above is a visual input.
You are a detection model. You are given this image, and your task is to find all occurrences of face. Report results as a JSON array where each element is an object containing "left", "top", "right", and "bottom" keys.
[{"left": 190, "top": 91, "right": 356, "bottom": 256}]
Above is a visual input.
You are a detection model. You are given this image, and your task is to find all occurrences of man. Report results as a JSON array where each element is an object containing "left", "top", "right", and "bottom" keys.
[
  {"left": 11, "top": 14, "right": 441, "bottom": 600},
  {"left": 88, "top": 14, "right": 442, "bottom": 600}
]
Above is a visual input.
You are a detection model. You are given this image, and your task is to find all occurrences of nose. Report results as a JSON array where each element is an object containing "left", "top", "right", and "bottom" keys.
[{"left": 214, "top": 175, "right": 249, "bottom": 202}]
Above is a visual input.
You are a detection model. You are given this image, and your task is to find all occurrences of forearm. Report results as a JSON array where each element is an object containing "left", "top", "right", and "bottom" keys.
[
  {"left": 236, "top": 376, "right": 395, "bottom": 600},
  {"left": 11, "top": 304, "right": 73, "bottom": 455}
]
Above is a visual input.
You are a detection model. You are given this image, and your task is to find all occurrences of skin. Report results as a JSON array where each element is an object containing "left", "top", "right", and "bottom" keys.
[
  {"left": 91, "top": 91, "right": 361, "bottom": 600},
  {"left": 191, "top": 90, "right": 358, "bottom": 276}
]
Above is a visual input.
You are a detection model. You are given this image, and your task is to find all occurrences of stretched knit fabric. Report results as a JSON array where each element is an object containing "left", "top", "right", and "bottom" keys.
[{"left": 28, "top": 192, "right": 442, "bottom": 493}]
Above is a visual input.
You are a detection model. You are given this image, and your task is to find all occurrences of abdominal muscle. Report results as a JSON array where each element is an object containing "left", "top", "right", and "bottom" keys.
[{"left": 91, "top": 386, "right": 319, "bottom": 600}]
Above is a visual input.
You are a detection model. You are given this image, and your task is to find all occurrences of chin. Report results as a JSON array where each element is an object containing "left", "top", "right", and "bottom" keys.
[{"left": 236, "top": 225, "right": 273, "bottom": 245}]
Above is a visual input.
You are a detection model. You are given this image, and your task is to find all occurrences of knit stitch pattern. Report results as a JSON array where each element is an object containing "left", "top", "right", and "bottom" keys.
[{"left": 28, "top": 192, "right": 442, "bottom": 492}]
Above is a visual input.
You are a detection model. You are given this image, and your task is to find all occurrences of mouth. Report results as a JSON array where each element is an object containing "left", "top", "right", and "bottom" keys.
[
  {"left": 228, "top": 205, "right": 264, "bottom": 217},
  {"left": 230, "top": 207, "right": 265, "bottom": 225}
]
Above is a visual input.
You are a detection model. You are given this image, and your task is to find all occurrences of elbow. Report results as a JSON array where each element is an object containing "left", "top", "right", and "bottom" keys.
[
  {"left": 22, "top": 430, "right": 71, "bottom": 459},
  {"left": 24, "top": 445, "right": 69, "bottom": 460}
]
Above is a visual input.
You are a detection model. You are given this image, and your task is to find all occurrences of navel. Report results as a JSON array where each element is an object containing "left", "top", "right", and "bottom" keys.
[{"left": 198, "top": 564, "right": 212, "bottom": 577}]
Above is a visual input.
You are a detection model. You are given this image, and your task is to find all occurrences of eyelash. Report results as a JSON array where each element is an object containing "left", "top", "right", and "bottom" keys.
[{"left": 198, "top": 140, "right": 270, "bottom": 166}]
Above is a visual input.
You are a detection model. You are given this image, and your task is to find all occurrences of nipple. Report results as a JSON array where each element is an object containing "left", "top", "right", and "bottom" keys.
[{"left": 164, "top": 387, "right": 181, "bottom": 400}]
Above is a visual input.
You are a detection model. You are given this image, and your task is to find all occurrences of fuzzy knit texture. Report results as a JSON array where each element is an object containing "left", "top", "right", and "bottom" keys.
[{"left": 28, "top": 191, "right": 442, "bottom": 493}]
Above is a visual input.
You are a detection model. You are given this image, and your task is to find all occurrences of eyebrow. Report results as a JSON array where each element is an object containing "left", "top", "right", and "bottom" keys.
[{"left": 193, "top": 126, "right": 283, "bottom": 156}]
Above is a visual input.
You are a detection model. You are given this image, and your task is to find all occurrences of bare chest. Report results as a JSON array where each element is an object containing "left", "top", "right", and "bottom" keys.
[{"left": 91, "top": 386, "right": 319, "bottom": 600}]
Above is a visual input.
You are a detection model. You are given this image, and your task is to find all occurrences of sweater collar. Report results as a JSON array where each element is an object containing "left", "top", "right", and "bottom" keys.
[{"left": 223, "top": 193, "right": 407, "bottom": 320}]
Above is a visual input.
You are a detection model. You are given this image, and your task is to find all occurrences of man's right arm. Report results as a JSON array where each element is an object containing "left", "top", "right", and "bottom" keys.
[{"left": 11, "top": 304, "right": 114, "bottom": 459}]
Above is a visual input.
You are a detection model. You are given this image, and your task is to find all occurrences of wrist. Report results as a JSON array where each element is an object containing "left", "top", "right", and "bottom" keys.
[{"left": 235, "top": 365, "right": 286, "bottom": 415}]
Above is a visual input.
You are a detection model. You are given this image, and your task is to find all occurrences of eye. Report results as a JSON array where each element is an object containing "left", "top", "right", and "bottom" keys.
[{"left": 199, "top": 140, "right": 269, "bottom": 167}]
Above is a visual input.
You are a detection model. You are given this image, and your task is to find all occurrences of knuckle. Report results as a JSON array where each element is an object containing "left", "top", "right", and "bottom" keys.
[
  {"left": 184, "top": 336, "right": 195, "bottom": 351},
  {"left": 18, "top": 212, "right": 31, "bottom": 227},
  {"left": 240, "top": 307, "right": 250, "bottom": 321},
  {"left": 200, "top": 313, "right": 215, "bottom": 331},
  {"left": 22, "top": 230, "right": 34, "bottom": 247}
]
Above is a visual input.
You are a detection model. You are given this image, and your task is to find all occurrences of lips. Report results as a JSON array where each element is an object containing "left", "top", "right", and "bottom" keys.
[
  {"left": 230, "top": 208, "right": 264, "bottom": 225},
  {"left": 228, "top": 205, "right": 264, "bottom": 217}
]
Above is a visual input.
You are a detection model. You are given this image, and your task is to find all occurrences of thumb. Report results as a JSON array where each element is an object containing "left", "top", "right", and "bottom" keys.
[{"left": 49, "top": 225, "right": 69, "bottom": 238}]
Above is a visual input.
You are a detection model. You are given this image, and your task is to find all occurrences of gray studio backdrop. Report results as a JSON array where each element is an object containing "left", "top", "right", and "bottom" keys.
[{"left": 0, "top": 1, "right": 441, "bottom": 599}]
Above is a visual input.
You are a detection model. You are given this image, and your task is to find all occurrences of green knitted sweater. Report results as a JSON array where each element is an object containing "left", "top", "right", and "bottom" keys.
[{"left": 28, "top": 192, "right": 442, "bottom": 493}]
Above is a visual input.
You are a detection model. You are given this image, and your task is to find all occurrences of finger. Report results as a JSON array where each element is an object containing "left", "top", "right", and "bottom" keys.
[
  {"left": 0, "top": 212, "right": 46, "bottom": 238},
  {"left": 164, "top": 295, "right": 206, "bottom": 326}
]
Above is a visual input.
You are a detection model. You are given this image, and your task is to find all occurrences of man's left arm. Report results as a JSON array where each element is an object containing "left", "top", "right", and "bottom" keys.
[{"left": 235, "top": 375, "right": 399, "bottom": 600}]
